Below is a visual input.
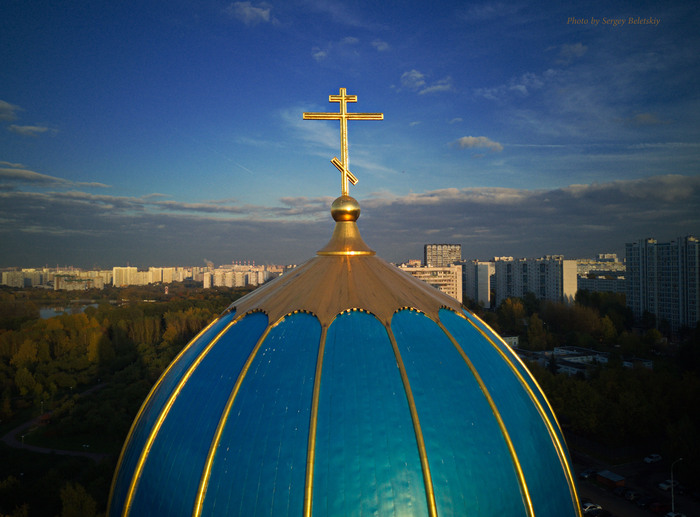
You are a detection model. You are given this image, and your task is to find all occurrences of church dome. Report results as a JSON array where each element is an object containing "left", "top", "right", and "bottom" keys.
[{"left": 108, "top": 89, "right": 582, "bottom": 517}]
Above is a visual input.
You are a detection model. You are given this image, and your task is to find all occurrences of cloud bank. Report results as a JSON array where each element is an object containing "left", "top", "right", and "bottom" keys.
[{"left": 1, "top": 173, "right": 697, "bottom": 267}]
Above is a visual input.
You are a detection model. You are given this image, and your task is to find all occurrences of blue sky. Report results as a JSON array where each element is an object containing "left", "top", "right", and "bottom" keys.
[{"left": 1, "top": 0, "right": 698, "bottom": 268}]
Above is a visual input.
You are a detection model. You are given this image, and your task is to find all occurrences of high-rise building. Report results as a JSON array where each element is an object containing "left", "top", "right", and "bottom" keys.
[
  {"left": 493, "top": 256, "right": 577, "bottom": 306},
  {"left": 112, "top": 266, "right": 139, "bottom": 287},
  {"left": 626, "top": 236, "right": 699, "bottom": 331},
  {"left": 461, "top": 260, "right": 494, "bottom": 307},
  {"left": 423, "top": 243, "right": 461, "bottom": 267},
  {"left": 398, "top": 263, "right": 463, "bottom": 301}
]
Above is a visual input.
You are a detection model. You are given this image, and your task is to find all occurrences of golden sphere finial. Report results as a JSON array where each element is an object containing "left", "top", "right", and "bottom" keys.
[{"left": 331, "top": 195, "right": 360, "bottom": 222}]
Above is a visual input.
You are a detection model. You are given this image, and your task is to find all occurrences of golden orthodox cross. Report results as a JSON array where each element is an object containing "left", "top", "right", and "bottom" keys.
[{"left": 303, "top": 88, "right": 383, "bottom": 196}]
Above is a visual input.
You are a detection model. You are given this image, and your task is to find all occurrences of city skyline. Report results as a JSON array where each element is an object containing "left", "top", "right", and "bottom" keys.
[{"left": 1, "top": 1, "right": 699, "bottom": 268}]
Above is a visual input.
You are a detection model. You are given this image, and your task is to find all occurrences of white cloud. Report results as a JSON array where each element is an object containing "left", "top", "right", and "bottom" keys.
[
  {"left": 0, "top": 161, "right": 25, "bottom": 168},
  {"left": 628, "top": 142, "right": 700, "bottom": 150},
  {"left": 0, "top": 100, "right": 22, "bottom": 121},
  {"left": 153, "top": 200, "right": 248, "bottom": 214},
  {"left": 371, "top": 39, "right": 389, "bottom": 51},
  {"left": 312, "top": 47, "right": 328, "bottom": 61},
  {"left": 460, "top": 2, "right": 523, "bottom": 21},
  {"left": 400, "top": 70, "right": 453, "bottom": 94},
  {"left": 300, "top": 0, "right": 375, "bottom": 29},
  {"left": 453, "top": 136, "right": 504, "bottom": 152},
  {"left": 225, "top": 2, "right": 272, "bottom": 25},
  {"left": 0, "top": 167, "right": 72, "bottom": 185},
  {"left": 400, "top": 70, "right": 426, "bottom": 90},
  {"left": 8, "top": 124, "right": 54, "bottom": 137},
  {"left": 281, "top": 106, "right": 336, "bottom": 150},
  {"left": 311, "top": 36, "right": 361, "bottom": 62},
  {"left": 556, "top": 43, "right": 587, "bottom": 65},
  {"left": 0, "top": 165, "right": 110, "bottom": 188},
  {"left": 475, "top": 70, "right": 554, "bottom": 100},
  {"left": 420, "top": 76, "right": 454, "bottom": 95}
]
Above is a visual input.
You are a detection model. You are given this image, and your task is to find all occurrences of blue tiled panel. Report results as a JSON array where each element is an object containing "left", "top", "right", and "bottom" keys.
[
  {"left": 441, "top": 309, "right": 577, "bottom": 516},
  {"left": 314, "top": 311, "right": 427, "bottom": 517},
  {"left": 110, "top": 310, "right": 238, "bottom": 515},
  {"left": 391, "top": 309, "right": 527, "bottom": 517},
  {"left": 129, "top": 311, "right": 269, "bottom": 516},
  {"left": 201, "top": 312, "right": 321, "bottom": 516},
  {"left": 459, "top": 308, "right": 575, "bottom": 497},
  {"left": 461, "top": 309, "right": 567, "bottom": 447}
]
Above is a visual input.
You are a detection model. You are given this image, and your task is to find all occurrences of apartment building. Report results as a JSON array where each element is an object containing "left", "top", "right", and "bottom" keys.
[{"left": 626, "top": 236, "right": 699, "bottom": 331}]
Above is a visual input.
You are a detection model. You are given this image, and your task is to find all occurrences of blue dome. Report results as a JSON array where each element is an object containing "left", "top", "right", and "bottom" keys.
[{"left": 108, "top": 195, "right": 581, "bottom": 516}]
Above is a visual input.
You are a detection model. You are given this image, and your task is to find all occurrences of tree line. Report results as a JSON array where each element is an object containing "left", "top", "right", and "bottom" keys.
[
  {"left": 0, "top": 285, "right": 249, "bottom": 517},
  {"left": 468, "top": 290, "right": 700, "bottom": 487}
]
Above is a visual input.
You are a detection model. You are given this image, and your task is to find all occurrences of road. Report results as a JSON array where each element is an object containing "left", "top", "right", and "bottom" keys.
[{"left": 1, "top": 383, "right": 110, "bottom": 462}]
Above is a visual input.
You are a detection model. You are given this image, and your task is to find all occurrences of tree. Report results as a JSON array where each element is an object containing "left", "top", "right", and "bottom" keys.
[
  {"left": 9, "top": 339, "right": 37, "bottom": 369},
  {"left": 522, "top": 291, "right": 540, "bottom": 316},
  {"left": 14, "top": 367, "right": 36, "bottom": 396},
  {"left": 527, "top": 313, "right": 548, "bottom": 350},
  {"left": 59, "top": 482, "right": 97, "bottom": 517},
  {"left": 0, "top": 390, "right": 12, "bottom": 420},
  {"left": 600, "top": 315, "right": 617, "bottom": 345},
  {"left": 497, "top": 298, "right": 526, "bottom": 334}
]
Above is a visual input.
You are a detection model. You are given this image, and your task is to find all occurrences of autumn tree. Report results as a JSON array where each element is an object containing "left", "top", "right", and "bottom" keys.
[
  {"left": 59, "top": 482, "right": 97, "bottom": 517},
  {"left": 527, "top": 313, "right": 548, "bottom": 350},
  {"left": 497, "top": 297, "right": 526, "bottom": 334}
]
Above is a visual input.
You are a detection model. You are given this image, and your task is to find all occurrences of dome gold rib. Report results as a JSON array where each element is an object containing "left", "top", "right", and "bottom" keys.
[
  {"left": 108, "top": 317, "right": 222, "bottom": 514},
  {"left": 123, "top": 315, "right": 242, "bottom": 517},
  {"left": 437, "top": 319, "right": 535, "bottom": 517},
  {"left": 193, "top": 317, "right": 280, "bottom": 517},
  {"left": 463, "top": 312, "right": 583, "bottom": 517},
  {"left": 386, "top": 325, "right": 438, "bottom": 517},
  {"left": 303, "top": 324, "right": 328, "bottom": 517}
]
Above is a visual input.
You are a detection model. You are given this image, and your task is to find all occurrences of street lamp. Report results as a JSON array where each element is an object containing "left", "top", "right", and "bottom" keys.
[{"left": 671, "top": 457, "right": 683, "bottom": 514}]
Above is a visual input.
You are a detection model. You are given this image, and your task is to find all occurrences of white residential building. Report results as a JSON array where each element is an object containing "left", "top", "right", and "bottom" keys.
[
  {"left": 113, "top": 266, "right": 139, "bottom": 287},
  {"left": 424, "top": 244, "right": 462, "bottom": 267},
  {"left": 461, "top": 260, "right": 494, "bottom": 307},
  {"left": 494, "top": 256, "right": 577, "bottom": 305},
  {"left": 399, "top": 264, "right": 463, "bottom": 302}
]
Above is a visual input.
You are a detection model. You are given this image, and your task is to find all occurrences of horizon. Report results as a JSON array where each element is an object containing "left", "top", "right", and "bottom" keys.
[
  {"left": 1, "top": 1, "right": 698, "bottom": 268},
  {"left": 2, "top": 239, "right": 662, "bottom": 271}
]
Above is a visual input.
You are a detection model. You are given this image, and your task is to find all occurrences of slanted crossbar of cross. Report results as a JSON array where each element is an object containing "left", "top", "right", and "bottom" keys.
[{"left": 303, "top": 88, "right": 383, "bottom": 196}]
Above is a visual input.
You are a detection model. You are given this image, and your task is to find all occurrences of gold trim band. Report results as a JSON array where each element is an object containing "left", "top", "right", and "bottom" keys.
[
  {"left": 303, "top": 325, "right": 328, "bottom": 517},
  {"left": 437, "top": 320, "right": 535, "bottom": 517},
  {"left": 191, "top": 319, "right": 276, "bottom": 517},
  {"left": 122, "top": 316, "right": 241, "bottom": 517},
  {"left": 464, "top": 311, "right": 582, "bottom": 517},
  {"left": 386, "top": 326, "right": 438, "bottom": 517},
  {"left": 107, "top": 316, "right": 221, "bottom": 515}
]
